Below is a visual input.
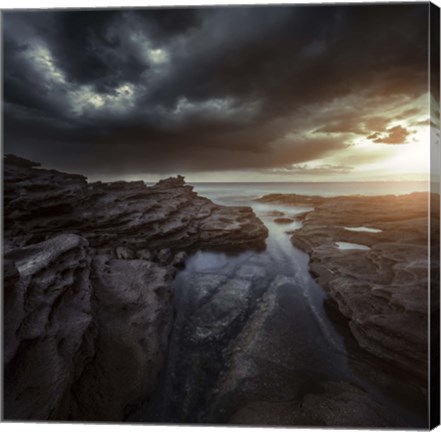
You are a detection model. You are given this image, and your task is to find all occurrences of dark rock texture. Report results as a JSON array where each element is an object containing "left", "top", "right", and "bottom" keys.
[
  {"left": 229, "top": 380, "right": 404, "bottom": 427},
  {"left": 3, "top": 155, "right": 268, "bottom": 421},
  {"left": 4, "top": 155, "right": 268, "bottom": 253},
  {"left": 256, "top": 192, "right": 436, "bottom": 389}
]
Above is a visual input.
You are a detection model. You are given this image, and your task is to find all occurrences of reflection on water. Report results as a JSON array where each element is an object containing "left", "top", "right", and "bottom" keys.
[
  {"left": 189, "top": 251, "right": 233, "bottom": 272},
  {"left": 336, "top": 241, "right": 371, "bottom": 251},
  {"left": 344, "top": 226, "right": 383, "bottom": 233}
]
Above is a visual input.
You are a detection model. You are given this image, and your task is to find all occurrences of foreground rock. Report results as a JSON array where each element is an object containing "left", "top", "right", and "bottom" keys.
[
  {"left": 256, "top": 192, "right": 438, "bottom": 389},
  {"left": 3, "top": 155, "right": 268, "bottom": 421},
  {"left": 229, "top": 381, "right": 403, "bottom": 427}
]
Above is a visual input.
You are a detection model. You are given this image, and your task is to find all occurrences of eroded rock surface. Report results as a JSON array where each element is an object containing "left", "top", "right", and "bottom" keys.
[
  {"left": 4, "top": 155, "right": 267, "bottom": 253},
  {"left": 146, "top": 260, "right": 408, "bottom": 427},
  {"left": 3, "top": 155, "right": 268, "bottom": 421},
  {"left": 257, "top": 192, "right": 437, "bottom": 388},
  {"left": 229, "top": 380, "right": 404, "bottom": 427}
]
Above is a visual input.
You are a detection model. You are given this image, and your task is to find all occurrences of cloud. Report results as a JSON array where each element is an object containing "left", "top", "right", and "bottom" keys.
[
  {"left": 2, "top": 4, "right": 430, "bottom": 175},
  {"left": 371, "top": 125, "right": 412, "bottom": 144},
  {"left": 314, "top": 117, "right": 365, "bottom": 134},
  {"left": 268, "top": 164, "right": 353, "bottom": 176},
  {"left": 396, "top": 108, "right": 421, "bottom": 119},
  {"left": 314, "top": 114, "right": 395, "bottom": 135},
  {"left": 363, "top": 116, "right": 392, "bottom": 132}
]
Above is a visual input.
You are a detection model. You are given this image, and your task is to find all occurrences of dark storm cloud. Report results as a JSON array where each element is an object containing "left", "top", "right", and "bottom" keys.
[
  {"left": 2, "top": 4, "right": 430, "bottom": 175},
  {"left": 3, "top": 33, "right": 68, "bottom": 119},
  {"left": 313, "top": 109, "right": 418, "bottom": 139},
  {"left": 131, "top": 8, "right": 202, "bottom": 42},
  {"left": 315, "top": 115, "right": 366, "bottom": 134}
]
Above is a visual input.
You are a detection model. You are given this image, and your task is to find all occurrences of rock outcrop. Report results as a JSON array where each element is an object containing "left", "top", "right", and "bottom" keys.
[
  {"left": 4, "top": 155, "right": 267, "bottom": 253},
  {"left": 3, "top": 154, "right": 268, "bottom": 421},
  {"left": 256, "top": 192, "right": 436, "bottom": 389}
]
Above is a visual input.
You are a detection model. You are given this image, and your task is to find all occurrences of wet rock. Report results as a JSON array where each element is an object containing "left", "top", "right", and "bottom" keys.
[
  {"left": 208, "top": 275, "right": 317, "bottom": 421},
  {"left": 235, "top": 264, "right": 267, "bottom": 281},
  {"left": 180, "top": 273, "right": 229, "bottom": 310},
  {"left": 259, "top": 191, "right": 435, "bottom": 388},
  {"left": 147, "top": 270, "right": 255, "bottom": 423},
  {"left": 274, "top": 217, "right": 294, "bottom": 224},
  {"left": 189, "top": 278, "right": 252, "bottom": 343}
]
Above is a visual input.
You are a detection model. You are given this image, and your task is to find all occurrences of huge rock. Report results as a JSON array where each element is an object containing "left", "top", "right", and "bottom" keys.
[
  {"left": 3, "top": 234, "right": 173, "bottom": 421},
  {"left": 3, "top": 154, "right": 268, "bottom": 421},
  {"left": 4, "top": 154, "right": 268, "bottom": 253}
]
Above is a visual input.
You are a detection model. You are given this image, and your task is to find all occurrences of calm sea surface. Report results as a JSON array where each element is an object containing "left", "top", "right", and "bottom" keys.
[{"left": 190, "top": 181, "right": 428, "bottom": 204}]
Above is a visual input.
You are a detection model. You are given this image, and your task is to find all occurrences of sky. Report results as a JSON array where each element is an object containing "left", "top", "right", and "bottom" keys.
[{"left": 2, "top": 3, "right": 440, "bottom": 182}]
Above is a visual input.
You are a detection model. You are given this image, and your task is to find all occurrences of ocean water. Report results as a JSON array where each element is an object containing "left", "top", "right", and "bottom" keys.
[{"left": 190, "top": 181, "right": 429, "bottom": 203}]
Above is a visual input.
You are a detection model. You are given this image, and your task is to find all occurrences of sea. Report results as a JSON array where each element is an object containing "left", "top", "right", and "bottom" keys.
[{"left": 190, "top": 180, "right": 429, "bottom": 204}]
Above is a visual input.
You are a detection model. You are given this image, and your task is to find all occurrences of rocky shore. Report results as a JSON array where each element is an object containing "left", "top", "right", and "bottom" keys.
[
  {"left": 3, "top": 154, "right": 433, "bottom": 426},
  {"left": 257, "top": 192, "right": 436, "bottom": 389},
  {"left": 143, "top": 259, "right": 406, "bottom": 427},
  {"left": 3, "top": 154, "right": 268, "bottom": 421}
]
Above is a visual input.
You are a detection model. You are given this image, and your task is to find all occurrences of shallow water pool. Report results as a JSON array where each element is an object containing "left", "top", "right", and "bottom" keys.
[
  {"left": 344, "top": 226, "right": 382, "bottom": 233},
  {"left": 336, "top": 241, "right": 370, "bottom": 251}
]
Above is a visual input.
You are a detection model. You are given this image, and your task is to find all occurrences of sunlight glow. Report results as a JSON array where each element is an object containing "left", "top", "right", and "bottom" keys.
[
  {"left": 28, "top": 44, "right": 66, "bottom": 85},
  {"left": 147, "top": 48, "right": 169, "bottom": 64},
  {"left": 70, "top": 83, "right": 136, "bottom": 115}
]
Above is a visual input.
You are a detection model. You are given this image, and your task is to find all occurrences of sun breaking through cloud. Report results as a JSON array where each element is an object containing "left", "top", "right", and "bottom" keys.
[{"left": 2, "top": 4, "right": 434, "bottom": 181}]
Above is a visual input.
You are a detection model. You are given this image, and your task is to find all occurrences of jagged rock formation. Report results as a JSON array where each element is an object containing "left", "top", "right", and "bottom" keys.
[
  {"left": 256, "top": 192, "right": 435, "bottom": 389},
  {"left": 3, "top": 154, "right": 268, "bottom": 421},
  {"left": 4, "top": 155, "right": 267, "bottom": 253}
]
